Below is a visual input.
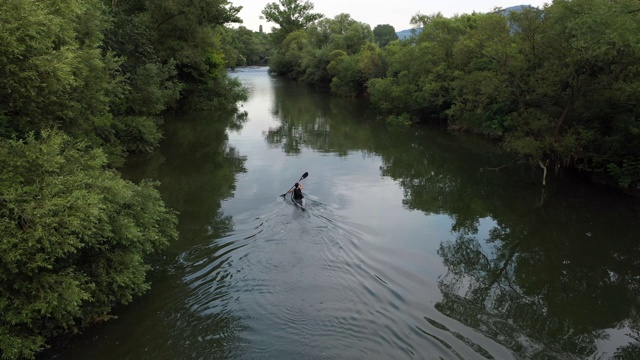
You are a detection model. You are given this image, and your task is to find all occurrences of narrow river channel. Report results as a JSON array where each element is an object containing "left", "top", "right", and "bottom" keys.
[{"left": 47, "top": 67, "right": 640, "bottom": 360}]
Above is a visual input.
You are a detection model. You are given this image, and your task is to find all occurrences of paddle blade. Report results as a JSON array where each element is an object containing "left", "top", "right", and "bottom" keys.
[{"left": 301, "top": 172, "right": 308, "bottom": 180}]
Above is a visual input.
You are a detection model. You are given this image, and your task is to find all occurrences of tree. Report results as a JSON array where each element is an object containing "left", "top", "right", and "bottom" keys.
[
  {"left": 268, "top": 30, "right": 310, "bottom": 78},
  {"left": 144, "top": 0, "right": 246, "bottom": 110},
  {"left": 365, "top": 2, "right": 640, "bottom": 190},
  {"left": 447, "top": 12, "right": 516, "bottom": 137},
  {"left": 499, "top": 0, "right": 640, "bottom": 187},
  {"left": 0, "top": 131, "right": 177, "bottom": 359},
  {"left": 373, "top": 24, "right": 398, "bottom": 47},
  {"left": 325, "top": 13, "right": 373, "bottom": 55},
  {"left": 0, "top": 0, "right": 180, "bottom": 160},
  {"left": 327, "top": 43, "right": 385, "bottom": 97},
  {"left": 0, "top": 0, "right": 117, "bottom": 141},
  {"left": 261, "top": 0, "right": 323, "bottom": 44},
  {"left": 367, "top": 15, "right": 468, "bottom": 122},
  {"left": 266, "top": 12, "right": 375, "bottom": 87},
  {"left": 228, "top": 26, "right": 273, "bottom": 66}
]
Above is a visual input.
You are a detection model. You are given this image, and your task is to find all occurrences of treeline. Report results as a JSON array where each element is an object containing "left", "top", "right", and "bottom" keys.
[
  {"left": 222, "top": 26, "right": 273, "bottom": 68},
  {"left": 0, "top": 0, "right": 253, "bottom": 358},
  {"left": 263, "top": 0, "right": 640, "bottom": 191}
]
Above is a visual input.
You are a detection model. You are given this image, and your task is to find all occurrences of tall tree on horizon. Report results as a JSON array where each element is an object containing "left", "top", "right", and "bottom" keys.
[
  {"left": 261, "top": 0, "right": 323, "bottom": 45},
  {"left": 373, "top": 24, "right": 398, "bottom": 47}
]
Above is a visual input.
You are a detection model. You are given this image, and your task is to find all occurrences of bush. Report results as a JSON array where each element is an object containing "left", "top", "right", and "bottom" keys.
[{"left": 0, "top": 131, "right": 177, "bottom": 359}]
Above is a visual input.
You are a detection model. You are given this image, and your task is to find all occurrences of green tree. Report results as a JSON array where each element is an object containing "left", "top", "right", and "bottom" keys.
[
  {"left": 466, "top": 1, "right": 640, "bottom": 187},
  {"left": 517, "top": 0, "right": 640, "bottom": 188},
  {"left": 327, "top": 43, "right": 385, "bottom": 97},
  {"left": 0, "top": 1, "right": 260, "bottom": 358},
  {"left": 327, "top": 50, "right": 356, "bottom": 96},
  {"left": 372, "top": 24, "right": 398, "bottom": 47},
  {"left": 447, "top": 12, "right": 517, "bottom": 137},
  {"left": 223, "top": 26, "right": 273, "bottom": 67},
  {"left": 320, "top": 13, "right": 372, "bottom": 55},
  {"left": 366, "top": 2, "right": 640, "bottom": 190},
  {"left": 269, "top": 13, "right": 374, "bottom": 86},
  {"left": 0, "top": 0, "right": 181, "bottom": 161},
  {"left": 103, "top": 9, "right": 183, "bottom": 155},
  {"left": 295, "top": 13, "right": 373, "bottom": 86},
  {"left": 268, "top": 30, "right": 310, "bottom": 78},
  {"left": 261, "top": 0, "right": 323, "bottom": 45},
  {"left": 0, "top": 131, "right": 177, "bottom": 359},
  {"left": 144, "top": 0, "right": 246, "bottom": 110},
  {"left": 0, "top": 0, "right": 117, "bottom": 142},
  {"left": 299, "top": 46, "right": 332, "bottom": 84},
  {"left": 367, "top": 14, "right": 468, "bottom": 123}
]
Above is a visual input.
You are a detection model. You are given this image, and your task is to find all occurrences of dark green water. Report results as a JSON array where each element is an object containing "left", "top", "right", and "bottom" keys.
[{"left": 47, "top": 67, "right": 640, "bottom": 359}]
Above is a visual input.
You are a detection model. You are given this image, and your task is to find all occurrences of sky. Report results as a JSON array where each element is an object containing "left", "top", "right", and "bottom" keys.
[{"left": 229, "top": 0, "right": 550, "bottom": 32}]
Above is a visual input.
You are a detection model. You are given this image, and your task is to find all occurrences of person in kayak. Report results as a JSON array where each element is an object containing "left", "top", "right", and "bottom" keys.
[{"left": 288, "top": 182, "right": 305, "bottom": 208}]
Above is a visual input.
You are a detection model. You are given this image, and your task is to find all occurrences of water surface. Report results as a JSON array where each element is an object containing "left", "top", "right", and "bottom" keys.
[{"left": 47, "top": 67, "right": 640, "bottom": 360}]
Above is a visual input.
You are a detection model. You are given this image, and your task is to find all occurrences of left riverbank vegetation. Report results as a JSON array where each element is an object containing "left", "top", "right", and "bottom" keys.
[
  {"left": 0, "top": 0, "right": 256, "bottom": 358},
  {"left": 261, "top": 0, "right": 640, "bottom": 192}
]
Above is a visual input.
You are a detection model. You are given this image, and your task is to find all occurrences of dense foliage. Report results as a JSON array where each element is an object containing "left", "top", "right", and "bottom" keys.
[
  {"left": 220, "top": 26, "right": 273, "bottom": 67},
  {"left": 0, "top": 0, "right": 249, "bottom": 358},
  {"left": 265, "top": 11, "right": 379, "bottom": 96},
  {"left": 261, "top": 0, "right": 323, "bottom": 45},
  {"left": 372, "top": 24, "right": 398, "bottom": 47},
  {"left": 263, "top": 0, "right": 640, "bottom": 191},
  {"left": 0, "top": 131, "right": 177, "bottom": 359}
]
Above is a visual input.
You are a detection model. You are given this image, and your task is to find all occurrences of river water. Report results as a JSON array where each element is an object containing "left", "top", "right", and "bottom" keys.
[{"left": 48, "top": 67, "right": 640, "bottom": 359}]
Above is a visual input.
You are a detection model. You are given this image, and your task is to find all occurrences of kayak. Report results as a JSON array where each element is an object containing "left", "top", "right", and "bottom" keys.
[{"left": 290, "top": 193, "right": 306, "bottom": 211}]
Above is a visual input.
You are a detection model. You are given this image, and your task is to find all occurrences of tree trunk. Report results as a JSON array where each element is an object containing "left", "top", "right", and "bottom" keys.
[
  {"left": 554, "top": 101, "right": 572, "bottom": 137},
  {"left": 539, "top": 159, "right": 548, "bottom": 185}
]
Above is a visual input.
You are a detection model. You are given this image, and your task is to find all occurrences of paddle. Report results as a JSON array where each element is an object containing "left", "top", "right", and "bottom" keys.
[{"left": 281, "top": 172, "right": 308, "bottom": 197}]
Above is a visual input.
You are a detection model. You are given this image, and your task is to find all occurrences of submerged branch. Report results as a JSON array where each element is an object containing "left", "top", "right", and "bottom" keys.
[{"left": 480, "top": 157, "right": 519, "bottom": 172}]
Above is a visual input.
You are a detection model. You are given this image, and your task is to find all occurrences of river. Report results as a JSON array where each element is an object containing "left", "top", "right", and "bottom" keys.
[{"left": 46, "top": 67, "right": 640, "bottom": 359}]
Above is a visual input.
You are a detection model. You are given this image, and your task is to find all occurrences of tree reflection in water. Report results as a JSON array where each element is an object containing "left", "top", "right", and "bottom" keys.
[
  {"left": 437, "top": 188, "right": 640, "bottom": 358},
  {"left": 263, "top": 77, "right": 640, "bottom": 358}
]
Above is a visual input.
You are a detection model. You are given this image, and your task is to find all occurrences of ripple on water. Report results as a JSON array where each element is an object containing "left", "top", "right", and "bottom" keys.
[{"left": 175, "top": 199, "right": 511, "bottom": 359}]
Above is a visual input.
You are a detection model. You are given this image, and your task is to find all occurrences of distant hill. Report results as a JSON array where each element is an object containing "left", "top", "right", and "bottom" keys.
[
  {"left": 396, "top": 28, "right": 422, "bottom": 40},
  {"left": 498, "top": 4, "right": 535, "bottom": 14},
  {"left": 395, "top": 4, "right": 536, "bottom": 40}
]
